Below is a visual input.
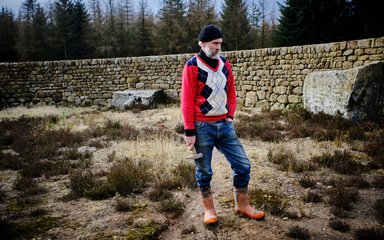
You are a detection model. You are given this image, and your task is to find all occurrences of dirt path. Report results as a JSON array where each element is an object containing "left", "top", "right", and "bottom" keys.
[{"left": 159, "top": 148, "right": 284, "bottom": 240}]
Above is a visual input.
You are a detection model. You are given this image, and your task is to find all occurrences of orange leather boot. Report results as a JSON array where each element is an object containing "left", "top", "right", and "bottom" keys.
[
  {"left": 234, "top": 186, "right": 265, "bottom": 220},
  {"left": 201, "top": 188, "right": 218, "bottom": 224}
]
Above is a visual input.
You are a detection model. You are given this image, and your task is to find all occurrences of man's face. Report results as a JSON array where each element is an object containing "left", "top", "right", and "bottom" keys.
[{"left": 201, "top": 38, "right": 222, "bottom": 59}]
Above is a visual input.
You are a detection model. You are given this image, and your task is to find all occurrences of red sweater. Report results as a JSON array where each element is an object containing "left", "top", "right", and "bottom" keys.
[{"left": 181, "top": 54, "right": 237, "bottom": 136}]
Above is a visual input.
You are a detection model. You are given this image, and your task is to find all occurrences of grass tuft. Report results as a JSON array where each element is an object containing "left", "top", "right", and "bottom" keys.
[
  {"left": 312, "top": 150, "right": 365, "bottom": 174},
  {"left": 159, "top": 198, "right": 184, "bottom": 218},
  {"left": 107, "top": 158, "right": 152, "bottom": 195},
  {"left": 327, "top": 186, "right": 359, "bottom": 211},
  {"left": 354, "top": 227, "right": 384, "bottom": 240},
  {"left": 235, "top": 113, "right": 285, "bottom": 141},
  {"left": 286, "top": 225, "right": 310, "bottom": 240},
  {"left": 371, "top": 175, "right": 384, "bottom": 188},
  {"left": 148, "top": 184, "right": 173, "bottom": 202},
  {"left": 268, "top": 148, "right": 311, "bottom": 173},
  {"left": 88, "top": 121, "right": 140, "bottom": 141},
  {"left": 0, "top": 185, "right": 6, "bottom": 202},
  {"left": 170, "top": 161, "right": 196, "bottom": 189},
  {"left": 373, "top": 198, "right": 384, "bottom": 224},
  {"left": 330, "top": 207, "right": 350, "bottom": 218},
  {"left": 302, "top": 190, "right": 322, "bottom": 203},
  {"left": 283, "top": 211, "right": 300, "bottom": 220},
  {"left": 181, "top": 224, "right": 197, "bottom": 235},
  {"left": 298, "top": 175, "right": 317, "bottom": 188},
  {"left": 363, "top": 130, "right": 384, "bottom": 169},
  {"left": 329, "top": 218, "right": 350, "bottom": 232},
  {"left": 13, "top": 175, "right": 46, "bottom": 195},
  {"left": 248, "top": 187, "right": 289, "bottom": 216},
  {"left": 115, "top": 196, "right": 135, "bottom": 212}
]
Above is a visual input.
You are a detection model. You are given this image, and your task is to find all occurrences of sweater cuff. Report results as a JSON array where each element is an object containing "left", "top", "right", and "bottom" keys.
[{"left": 184, "top": 129, "right": 196, "bottom": 136}]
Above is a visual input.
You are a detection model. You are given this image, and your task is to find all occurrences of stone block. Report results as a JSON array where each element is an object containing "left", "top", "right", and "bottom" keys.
[
  {"left": 277, "top": 94, "right": 288, "bottom": 104},
  {"left": 242, "top": 85, "right": 253, "bottom": 91},
  {"left": 274, "top": 86, "right": 287, "bottom": 95},
  {"left": 255, "top": 100, "right": 270, "bottom": 111},
  {"left": 292, "top": 87, "right": 303, "bottom": 95},
  {"left": 245, "top": 92, "right": 257, "bottom": 107},
  {"left": 111, "top": 89, "right": 167, "bottom": 109},
  {"left": 270, "top": 102, "right": 285, "bottom": 110},
  {"left": 257, "top": 91, "right": 266, "bottom": 100},
  {"left": 303, "top": 61, "right": 384, "bottom": 122},
  {"left": 288, "top": 95, "right": 302, "bottom": 103}
]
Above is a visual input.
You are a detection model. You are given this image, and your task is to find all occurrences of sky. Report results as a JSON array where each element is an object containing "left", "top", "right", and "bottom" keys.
[{"left": 1, "top": 0, "right": 281, "bottom": 17}]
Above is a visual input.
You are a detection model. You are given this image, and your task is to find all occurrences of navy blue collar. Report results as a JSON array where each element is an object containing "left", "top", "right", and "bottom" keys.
[{"left": 198, "top": 49, "right": 218, "bottom": 69}]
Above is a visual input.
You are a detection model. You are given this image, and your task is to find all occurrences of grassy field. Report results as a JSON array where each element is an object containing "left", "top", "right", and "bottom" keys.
[{"left": 0, "top": 104, "right": 383, "bottom": 239}]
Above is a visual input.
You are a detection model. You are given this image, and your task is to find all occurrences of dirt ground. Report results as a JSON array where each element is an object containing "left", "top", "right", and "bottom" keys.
[
  {"left": 0, "top": 105, "right": 383, "bottom": 239},
  {"left": 160, "top": 140, "right": 381, "bottom": 240}
]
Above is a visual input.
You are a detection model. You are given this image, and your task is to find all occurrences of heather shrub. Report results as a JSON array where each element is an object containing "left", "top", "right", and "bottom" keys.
[{"left": 107, "top": 158, "right": 152, "bottom": 195}]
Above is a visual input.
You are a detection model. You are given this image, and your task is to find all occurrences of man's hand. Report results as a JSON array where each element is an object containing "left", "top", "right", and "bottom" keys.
[
  {"left": 225, "top": 117, "right": 233, "bottom": 123},
  {"left": 184, "top": 135, "right": 196, "bottom": 150}
]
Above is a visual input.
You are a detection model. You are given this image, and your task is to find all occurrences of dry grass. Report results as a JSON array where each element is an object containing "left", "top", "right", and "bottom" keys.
[
  {"left": 311, "top": 150, "right": 366, "bottom": 175},
  {"left": 327, "top": 186, "right": 359, "bottom": 211},
  {"left": 329, "top": 218, "right": 350, "bottom": 232},
  {"left": 286, "top": 225, "right": 310, "bottom": 239},
  {"left": 0, "top": 105, "right": 98, "bottom": 120},
  {"left": 248, "top": 187, "right": 289, "bottom": 216},
  {"left": 0, "top": 105, "right": 190, "bottom": 239},
  {"left": 1, "top": 105, "right": 383, "bottom": 239}
]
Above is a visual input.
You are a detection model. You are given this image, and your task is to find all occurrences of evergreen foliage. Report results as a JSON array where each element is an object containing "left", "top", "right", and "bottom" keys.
[
  {"left": 156, "top": 0, "right": 187, "bottom": 54},
  {"left": 276, "top": 0, "right": 384, "bottom": 46},
  {"left": 0, "top": 8, "right": 17, "bottom": 62},
  {"left": 220, "top": 0, "right": 251, "bottom": 50},
  {"left": 136, "top": 0, "right": 154, "bottom": 56},
  {"left": 185, "top": 0, "right": 218, "bottom": 53},
  {"left": 0, "top": 0, "right": 383, "bottom": 62}
]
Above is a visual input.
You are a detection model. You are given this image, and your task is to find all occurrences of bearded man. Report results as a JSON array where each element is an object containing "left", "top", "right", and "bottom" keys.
[{"left": 181, "top": 25, "right": 266, "bottom": 224}]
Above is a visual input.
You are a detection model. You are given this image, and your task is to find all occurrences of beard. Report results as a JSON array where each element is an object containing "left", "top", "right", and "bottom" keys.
[{"left": 203, "top": 46, "right": 221, "bottom": 60}]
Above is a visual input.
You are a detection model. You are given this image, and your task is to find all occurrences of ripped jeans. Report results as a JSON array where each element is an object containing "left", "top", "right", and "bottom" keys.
[{"left": 194, "top": 120, "right": 251, "bottom": 189}]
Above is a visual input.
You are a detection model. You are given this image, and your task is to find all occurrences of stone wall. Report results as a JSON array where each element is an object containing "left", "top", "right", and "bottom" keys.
[{"left": 1, "top": 37, "right": 383, "bottom": 109}]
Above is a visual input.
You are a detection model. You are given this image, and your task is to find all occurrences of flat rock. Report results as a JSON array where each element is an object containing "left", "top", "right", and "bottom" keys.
[
  {"left": 303, "top": 61, "right": 384, "bottom": 122},
  {"left": 110, "top": 89, "right": 167, "bottom": 109}
]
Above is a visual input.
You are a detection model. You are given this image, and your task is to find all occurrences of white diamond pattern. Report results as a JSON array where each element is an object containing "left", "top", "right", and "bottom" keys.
[{"left": 196, "top": 58, "right": 228, "bottom": 116}]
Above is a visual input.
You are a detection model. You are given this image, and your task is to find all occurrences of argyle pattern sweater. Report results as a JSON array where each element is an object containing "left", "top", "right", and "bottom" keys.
[{"left": 181, "top": 54, "right": 236, "bottom": 136}]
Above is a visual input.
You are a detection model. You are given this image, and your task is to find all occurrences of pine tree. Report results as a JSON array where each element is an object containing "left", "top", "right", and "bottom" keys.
[
  {"left": 275, "top": 0, "right": 307, "bottom": 46},
  {"left": 249, "top": 0, "right": 261, "bottom": 48},
  {"left": 52, "top": 0, "right": 76, "bottom": 59},
  {"left": 72, "top": 0, "right": 93, "bottom": 58},
  {"left": 115, "top": 0, "right": 135, "bottom": 56},
  {"left": 31, "top": 6, "right": 49, "bottom": 60},
  {"left": 156, "top": 0, "right": 188, "bottom": 54},
  {"left": 275, "top": 0, "right": 353, "bottom": 46},
  {"left": 220, "top": 0, "right": 252, "bottom": 50},
  {"left": 17, "top": 0, "right": 51, "bottom": 60},
  {"left": 17, "top": 0, "right": 37, "bottom": 60},
  {"left": 135, "top": 0, "right": 154, "bottom": 56},
  {"left": 185, "top": 0, "right": 218, "bottom": 52},
  {"left": 88, "top": 0, "right": 104, "bottom": 58},
  {"left": 350, "top": 0, "right": 384, "bottom": 39},
  {"left": 0, "top": 8, "right": 17, "bottom": 62}
]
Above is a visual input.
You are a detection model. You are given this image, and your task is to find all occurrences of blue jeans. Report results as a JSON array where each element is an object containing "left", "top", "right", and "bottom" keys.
[{"left": 194, "top": 120, "right": 251, "bottom": 189}]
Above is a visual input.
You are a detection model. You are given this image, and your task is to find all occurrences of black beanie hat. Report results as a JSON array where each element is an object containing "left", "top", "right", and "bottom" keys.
[{"left": 198, "top": 25, "right": 223, "bottom": 42}]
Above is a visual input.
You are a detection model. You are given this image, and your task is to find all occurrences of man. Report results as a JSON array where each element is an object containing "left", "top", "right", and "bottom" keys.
[{"left": 181, "top": 24, "right": 266, "bottom": 224}]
